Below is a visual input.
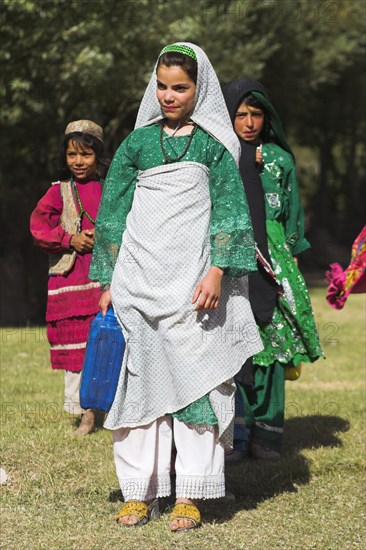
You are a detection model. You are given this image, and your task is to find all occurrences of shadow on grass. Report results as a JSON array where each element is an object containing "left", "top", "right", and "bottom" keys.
[
  {"left": 283, "top": 414, "right": 350, "bottom": 452},
  {"left": 107, "top": 415, "right": 350, "bottom": 522},
  {"left": 212, "top": 414, "right": 351, "bottom": 523}
]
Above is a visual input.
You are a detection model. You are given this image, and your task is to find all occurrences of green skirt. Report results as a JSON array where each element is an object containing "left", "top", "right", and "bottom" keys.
[
  {"left": 172, "top": 394, "right": 218, "bottom": 425},
  {"left": 254, "top": 220, "right": 323, "bottom": 367}
]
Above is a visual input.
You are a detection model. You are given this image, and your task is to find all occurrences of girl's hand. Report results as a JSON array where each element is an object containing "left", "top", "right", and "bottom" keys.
[
  {"left": 70, "top": 229, "right": 95, "bottom": 253},
  {"left": 192, "top": 266, "right": 224, "bottom": 311},
  {"left": 99, "top": 290, "right": 112, "bottom": 316},
  {"left": 293, "top": 256, "right": 299, "bottom": 266},
  {"left": 255, "top": 146, "right": 263, "bottom": 165}
]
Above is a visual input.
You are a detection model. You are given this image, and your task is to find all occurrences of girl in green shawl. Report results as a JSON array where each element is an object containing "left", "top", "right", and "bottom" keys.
[{"left": 223, "top": 78, "right": 323, "bottom": 461}]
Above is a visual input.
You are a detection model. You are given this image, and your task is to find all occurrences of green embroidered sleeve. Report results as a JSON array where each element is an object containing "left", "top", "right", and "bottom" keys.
[
  {"left": 89, "top": 135, "right": 138, "bottom": 285},
  {"left": 208, "top": 143, "right": 256, "bottom": 277},
  {"left": 90, "top": 126, "right": 257, "bottom": 283},
  {"left": 283, "top": 160, "right": 310, "bottom": 256}
]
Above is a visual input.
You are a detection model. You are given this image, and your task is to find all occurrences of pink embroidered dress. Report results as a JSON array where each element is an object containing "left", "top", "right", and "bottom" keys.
[
  {"left": 30, "top": 179, "right": 102, "bottom": 371},
  {"left": 326, "top": 225, "right": 366, "bottom": 309}
]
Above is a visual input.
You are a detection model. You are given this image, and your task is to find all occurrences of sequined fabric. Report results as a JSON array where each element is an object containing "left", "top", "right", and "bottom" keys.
[
  {"left": 254, "top": 220, "right": 323, "bottom": 366},
  {"left": 90, "top": 42, "right": 259, "bottom": 439},
  {"left": 260, "top": 143, "right": 310, "bottom": 256},
  {"left": 172, "top": 393, "right": 218, "bottom": 425},
  {"left": 252, "top": 142, "right": 323, "bottom": 366},
  {"left": 104, "top": 161, "right": 262, "bottom": 446},
  {"left": 90, "top": 125, "right": 256, "bottom": 285}
]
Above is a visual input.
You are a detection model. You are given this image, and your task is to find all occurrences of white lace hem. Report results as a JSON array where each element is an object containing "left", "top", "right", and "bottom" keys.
[
  {"left": 120, "top": 474, "right": 171, "bottom": 501},
  {"left": 175, "top": 474, "right": 225, "bottom": 499}
]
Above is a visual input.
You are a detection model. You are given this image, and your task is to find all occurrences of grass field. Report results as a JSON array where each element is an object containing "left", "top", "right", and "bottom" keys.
[{"left": 0, "top": 285, "right": 365, "bottom": 549}]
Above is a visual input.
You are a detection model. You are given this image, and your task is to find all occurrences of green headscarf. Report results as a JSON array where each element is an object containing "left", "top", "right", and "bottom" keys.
[
  {"left": 251, "top": 90, "right": 294, "bottom": 158},
  {"left": 223, "top": 78, "right": 294, "bottom": 159}
]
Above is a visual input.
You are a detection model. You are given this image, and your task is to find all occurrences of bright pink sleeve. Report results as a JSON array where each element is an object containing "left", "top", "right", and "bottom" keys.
[{"left": 30, "top": 184, "right": 73, "bottom": 253}]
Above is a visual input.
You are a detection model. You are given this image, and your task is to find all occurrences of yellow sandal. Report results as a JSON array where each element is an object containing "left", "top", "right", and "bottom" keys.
[
  {"left": 170, "top": 502, "right": 201, "bottom": 532},
  {"left": 115, "top": 499, "right": 159, "bottom": 527}
]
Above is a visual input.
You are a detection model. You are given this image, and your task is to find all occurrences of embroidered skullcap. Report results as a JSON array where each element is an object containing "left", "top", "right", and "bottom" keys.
[
  {"left": 65, "top": 120, "right": 103, "bottom": 143},
  {"left": 160, "top": 44, "right": 197, "bottom": 61}
]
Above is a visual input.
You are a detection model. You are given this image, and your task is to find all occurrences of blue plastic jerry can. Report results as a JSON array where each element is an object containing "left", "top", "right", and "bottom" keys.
[{"left": 80, "top": 308, "right": 125, "bottom": 412}]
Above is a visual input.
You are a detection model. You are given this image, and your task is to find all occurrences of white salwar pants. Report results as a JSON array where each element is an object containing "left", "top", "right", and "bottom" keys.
[
  {"left": 63, "top": 370, "right": 85, "bottom": 415},
  {"left": 113, "top": 416, "right": 225, "bottom": 501}
]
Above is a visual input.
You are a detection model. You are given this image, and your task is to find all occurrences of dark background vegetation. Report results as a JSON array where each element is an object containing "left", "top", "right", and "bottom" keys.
[{"left": 1, "top": 0, "right": 365, "bottom": 325}]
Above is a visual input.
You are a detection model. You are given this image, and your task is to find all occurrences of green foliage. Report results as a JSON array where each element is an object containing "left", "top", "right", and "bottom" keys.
[{"left": 2, "top": 0, "right": 365, "bottom": 192}]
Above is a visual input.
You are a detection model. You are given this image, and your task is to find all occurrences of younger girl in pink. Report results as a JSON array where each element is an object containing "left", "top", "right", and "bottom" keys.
[{"left": 30, "top": 120, "right": 109, "bottom": 434}]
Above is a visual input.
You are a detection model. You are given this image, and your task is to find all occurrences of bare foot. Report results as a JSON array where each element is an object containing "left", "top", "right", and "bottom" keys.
[
  {"left": 74, "top": 409, "right": 96, "bottom": 436},
  {"left": 170, "top": 498, "right": 198, "bottom": 531},
  {"left": 117, "top": 512, "right": 140, "bottom": 526}
]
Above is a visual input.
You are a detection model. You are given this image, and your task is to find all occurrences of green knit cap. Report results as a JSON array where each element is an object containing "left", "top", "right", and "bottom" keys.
[{"left": 160, "top": 44, "right": 197, "bottom": 61}]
